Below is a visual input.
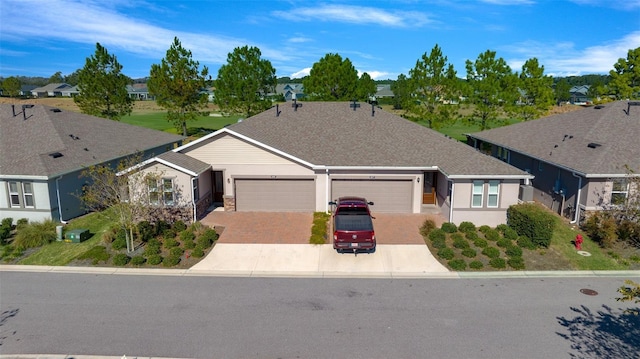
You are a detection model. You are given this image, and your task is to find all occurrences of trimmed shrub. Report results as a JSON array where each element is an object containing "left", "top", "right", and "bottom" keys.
[
  {"left": 162, "top": 228, "right": 177, "bottom": 240},
  {"left": 429, "top": 228, "right": 446, "bottom": 242},
  {"left": 461, "top": 248, "right": 477, "bottom": 258},
  {"left": 437, "top": 248, "right": 455, "bottom": 260},
  {"left": 484, "top": 229, "right": 500, "bottom": 242},
  {"left": 111, "top": 236, "right": 127, "bottom": 250},
  {"left": 496, "top": 238, "right": 512, "bottom": 248},
  {"left": 479, "top": 225, "right": 491, "bottom": 234},
  {"left": 170, "top": 247, "right": 184, "bottom": 257},
  {"left": 173, "top": 220, "right": 187, "bottom": 232},
  {"left": 197, "top": 228, "right": 218, "bottom": 248},
  {"left": 137, "top": 221, "right": 154, "bottom": 242},
  {"left": 163, "top": 237, "right": 180, "bottom": 249},
  {"left": 506, "top": 245, "right": 523, "bottom": 257},
  {"left": 12, "top": 220, "right": 57, "bottom": 250},
  {"left": 503, "top": 227, "right": 519, "bottom": 240},
  {"left": 147, "top": 254, "right": 162, "bottom": 265},
  {"left": 453, "top": 237, "right": 470, "bottom": 249},
  {"left": 482, "top": 246, "right": 501, "bottom": 259},
  {"left": 582, "top": 212, "right": 618, "bottom": 248},
  {"left": 113, "top": 253, "right": 130, "bottom": 266},
  {"left": 0, "top": 218, "right": 13, "bottom": 243},
  {"left": 507, "top": 203, "right": 556, "bottom": 248},
  {"left": 431, "top": 239, "right": 447, "bottom": 249},
  {"left": 420, "top": 219, "right": 437, "bottom": 238},
  {"left": 496, "top": 224, "right": 509, "bottom": 234},
  {"left": 183, "top": 239, "right": 196, "bottom": 249},
  {"left": 489, "top": 257, "right": 506, "bottom": 269},
  {"left": 162, "top": 255, "right": 180, "bottom": 267},
  {"left": 16, "top": 218, "right": 29, "bottom": 229},
  {"left": 441, "top": 222, "right": 458, "bottom": 233},
  {"left": 469, "top": 260, "right": 484, "bottom": 269},
  {"left": 155, "top": 220, "right": 170, "bottom": 236},
  {"left": 448, "top": 259, "right": 467, "bottom": 271},
  {"left": 451, "top": 233, "right": 465, "bottom": 241},
  {"left": 465, "top": 231, "right": 479, "bottom": 241},
  {"left": 131, "top": 255, "right": 146, "bottom": 266},
  {"left": 191, "top": 245, "right": 205, "bottom": 258},
  {"left": 179, "top": 230, "right": 196, "bottom": 243},
  {"left": 508, "top": 256, "right": 525, "bottom": 270},
  {"left": 458, "top": 221, "right": 476, "bottom": 234},
  {"left": 516, "top": 236, "right": 536, "bottom": 250},
  {"left": 473, "top": 238, "right": 488, "bottom": 248}
]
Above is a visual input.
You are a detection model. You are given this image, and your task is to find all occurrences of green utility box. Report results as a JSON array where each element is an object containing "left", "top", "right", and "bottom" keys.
[{"left": 65, "top": 229, "right": 91, "bottom": 243}]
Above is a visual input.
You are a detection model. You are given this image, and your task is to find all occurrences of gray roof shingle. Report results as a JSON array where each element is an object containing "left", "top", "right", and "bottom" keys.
[
  {"left": 205, "top": 101, "right": 528, "bottom": 177},
  {"left": 467, "top": 101, "right": 640, "bottom": 176},
  {"left": 157, "top": 151, "right": 210, "bottom": 175},
  {"left": 0, "top": 104, "right": 184, "bottom": 178}
]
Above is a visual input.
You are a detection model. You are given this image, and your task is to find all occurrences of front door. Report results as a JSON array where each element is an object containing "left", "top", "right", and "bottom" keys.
[
  {"left": 212, "top": 171, "right": 224, "bottom": 203},
  {"left": 422, "top": 172, "right": 437, "bottom": 205}
]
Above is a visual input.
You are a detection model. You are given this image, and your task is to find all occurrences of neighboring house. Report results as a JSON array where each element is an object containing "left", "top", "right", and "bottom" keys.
[
  {"left": 275, "top": 83, "right": 305, "bottom": 101},
  {"left": 569, "top": 85, "right": 591, "bottom": 105},
  {"left": 374, "top": 84, "right": 394, "bottom": 99},
  {"left": 20, "top": 85, "right": 37, "bottom": 97},
  {"left": 61, "top": 85, "right": 79, "bottom": 97},
  {"left": 135, "top": 101, "right": 533, "bottom": 226},
  {"left": 127, "top": 83, "right": 152, "bottom": 100},
  {"left": 30, "top": 83, "right": 73, "bottom": 97},
  {"left": 466, "top": 100, "right": 640, "bottom": 224},
  {"left": 0, "top": 104, "right": 183, "bottom": 223}
]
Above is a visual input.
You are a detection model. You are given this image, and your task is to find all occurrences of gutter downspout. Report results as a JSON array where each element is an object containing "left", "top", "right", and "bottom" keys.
[
  {"left": 325, "top": 168, "right": 330, "bottom": 213},
  {"left": 55, "top": 176, "right": 67, "bottom": 224},
  {"left": 191, "top": 177, "right": 197, "bottom": 223},
  {"left": 448, "top": 180, "right": 455, "bottom": 223},
  {"left": 570, "top": 172, "right": 583, "bottom": 224}
]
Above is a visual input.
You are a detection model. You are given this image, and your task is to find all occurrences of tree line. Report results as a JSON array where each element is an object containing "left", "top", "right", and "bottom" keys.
[{"left": 1, "top": 41, "right": 638, "bottom": 134}]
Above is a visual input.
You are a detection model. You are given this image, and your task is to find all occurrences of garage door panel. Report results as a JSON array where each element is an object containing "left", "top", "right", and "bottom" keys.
[
  {"left": 236, "top": 179, "right": 315, "bottom": 212},
  {"left": 331, "top": 179, "right": 412, "bottom": 213}
]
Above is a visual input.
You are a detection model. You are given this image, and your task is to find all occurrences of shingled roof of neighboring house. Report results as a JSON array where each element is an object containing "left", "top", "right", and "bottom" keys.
[
  {"left": 181, "top": 101, "right": 529, "bottom": 178},
  {"left": 467, "top": 101, "right": 640, "bottom": 176},
  {"left": 0, "top": 104, "right": 183, "bottom": 178}
]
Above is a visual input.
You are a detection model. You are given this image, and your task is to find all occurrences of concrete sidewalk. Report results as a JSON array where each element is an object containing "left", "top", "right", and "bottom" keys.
[{"left": 189, "top": 243, "right": 452, "bottom": 277}]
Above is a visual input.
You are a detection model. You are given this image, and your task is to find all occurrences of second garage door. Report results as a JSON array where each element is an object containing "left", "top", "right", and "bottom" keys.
[
  {"left": 235, "top": 179, "right": 315, "bottom": 212},
  {"left": 331, "top": 179, "right": 413, "bottom": 213}
]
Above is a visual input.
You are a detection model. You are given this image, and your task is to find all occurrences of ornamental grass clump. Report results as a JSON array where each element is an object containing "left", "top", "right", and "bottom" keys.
[
  {"left": 441, "top": 222, "right": 458, "bottom": 233},
  {"left": 429, "top": 228, "right": 446, "bottom": 242},
  {"left": 461, "top": 248, "right": 477, "bottom": 258},
  {"left": 420, "top": 219, "right": 437, "bottom": 238},
  {"left": 489, "top": 257, "right": 506, "bottom": 269},
  {"left": 437, "top": 248, "right": 455, "bottom": 260},
  {"left": 482, "top": 246, "right": 501, "bottom": 259},
  {"left": 458, "top": 221, "right": 476, "bottom": 234},
  {"left": 448, "top": 259, "right": 466, "bottom": 271},
  {"left": 469, "top": 260, "right": 484, "bottom": 269}
]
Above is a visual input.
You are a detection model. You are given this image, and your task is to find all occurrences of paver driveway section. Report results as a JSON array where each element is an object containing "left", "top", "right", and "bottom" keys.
[
  {"left": 200, "top": 211, "right": 445, "bottom": 245},
  {"left": 200, "top": 211, "right": 313, "bottom": 244}
]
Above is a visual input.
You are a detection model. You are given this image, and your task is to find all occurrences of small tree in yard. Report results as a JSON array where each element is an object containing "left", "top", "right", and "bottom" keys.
[
  {"left": 617, "top": 280, "right": 640, "bottom": 314},
  {"left": 79, "top": 154, "right": 161, "bottom": 253}
]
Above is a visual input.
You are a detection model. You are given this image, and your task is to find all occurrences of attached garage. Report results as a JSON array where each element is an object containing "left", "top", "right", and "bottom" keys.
[
  {"left": 331, "top": 179, "right": 413, "bottom": 213},
  {"left": 235, "top": 178, "right": 315, "bottom": 212}
]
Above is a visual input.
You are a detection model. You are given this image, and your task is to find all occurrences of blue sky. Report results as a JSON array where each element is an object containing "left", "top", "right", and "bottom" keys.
[{"left": 1, "top": 0, "right": 639, "bottom": 80}]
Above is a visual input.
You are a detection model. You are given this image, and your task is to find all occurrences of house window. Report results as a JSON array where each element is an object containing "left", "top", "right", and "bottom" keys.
[
  {"left": 163, "top": 178, "right": 174, "bottom": 205},
  {"left": 497, "top": 147, "right": 509, "bottom": 162},
  {"left": 193, "top": 178, "right": 199, "bottom": 202},
  {"left": 472, "top": 181, "right": 484, "bottom": 208},
  {"left": 611, "top": 178, "right": 629, "bottom": 205},
  {"left": 8, "top": 181, "right": 20, "bottom": 207},
  {"left": 22, "top": 182, "right": 34, "bottom": 208},
  {"left": 148, "top": 178, "right": 159, "bottom": 205},
  {"left": 488, "top": 181, "right": 500, "bottom": 208}
]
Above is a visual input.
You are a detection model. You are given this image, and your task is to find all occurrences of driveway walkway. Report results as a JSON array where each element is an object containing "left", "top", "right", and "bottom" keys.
[{"left": 194, "top": 210, "right": 450, "bottom": 275}]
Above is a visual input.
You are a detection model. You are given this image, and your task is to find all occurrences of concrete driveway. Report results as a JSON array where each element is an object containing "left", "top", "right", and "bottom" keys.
[{"left": 193, "top": 210, "right": 450, "bottom": 275}]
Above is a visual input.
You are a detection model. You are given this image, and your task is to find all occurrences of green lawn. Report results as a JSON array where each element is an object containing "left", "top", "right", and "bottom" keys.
[
  {"left": 120, "top": 112, "right": 242, "bottom": 134},
  {"left": 18, "top": 211, "right": 112, "bottom": 266}
]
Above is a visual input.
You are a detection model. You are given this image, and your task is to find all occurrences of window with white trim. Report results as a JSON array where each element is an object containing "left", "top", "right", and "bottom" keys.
[
  {"left": 611, "top": 178, "right": 629, "bottom": 205},
  {"left": 472, "top": 181, "right": 484, "bottom": 208},
  {"left": 22, "top": 182, "right": 34, "bottom": 208},
  {"left": 488, "top": 181, "right": 500, "bottom": 208},
  {"left": 8, "top": 181, "right": 20, "bottom": 207},
  {"left": 148, "top": 178, "right": 159, "bottom": 205},
  {"left": 163, "top": 178, "right": 174, "bottom": 205},
  {"left": 193, "top": 178, "right": 199, "bottom": 202}
]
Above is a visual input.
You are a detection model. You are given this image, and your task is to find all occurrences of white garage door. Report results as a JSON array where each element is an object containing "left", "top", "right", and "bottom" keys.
[
  {"left": 331, "top": 179, "right": 413, "bottom": 213},
  {"left": 235, "top": 179, "right": 315, "bottom": 212}
]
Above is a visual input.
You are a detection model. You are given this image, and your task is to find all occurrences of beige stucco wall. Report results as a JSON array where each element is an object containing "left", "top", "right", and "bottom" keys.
[{"left": 449, "top": 179, "right": 520, "bottom": 226}]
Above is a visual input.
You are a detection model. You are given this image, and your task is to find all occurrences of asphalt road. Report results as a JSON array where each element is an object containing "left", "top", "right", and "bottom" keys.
[{"left": 0, "top": 272, "right": 638, "bottom": 359}]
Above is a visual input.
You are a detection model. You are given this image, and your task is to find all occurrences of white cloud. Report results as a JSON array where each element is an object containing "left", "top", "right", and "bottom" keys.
[
  {"left": 504, "top": 31, "right": 640, "bottom": 75},
  {"left": 272, "top": 4, "right": 432, "bottom": 27},
  {"left": 290, "top": 68, "right": 311, "bottom": 79},
  {"left": 0, "top": 0, "right": 288, "bottom": 65}
]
